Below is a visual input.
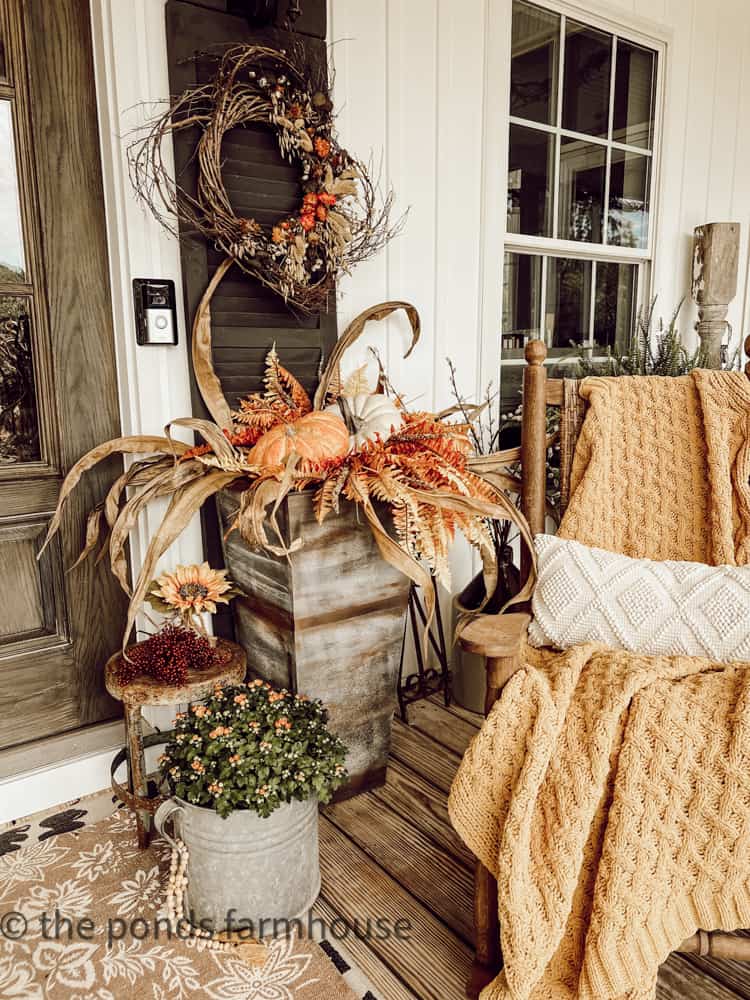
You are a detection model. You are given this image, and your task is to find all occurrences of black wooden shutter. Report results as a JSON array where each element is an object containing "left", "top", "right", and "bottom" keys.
[
  {"left": 166, "top": 0, "right": 336, "bottom": 635},
  {"left": 166, "top": 0, "right": 337, "bottom": 412}
]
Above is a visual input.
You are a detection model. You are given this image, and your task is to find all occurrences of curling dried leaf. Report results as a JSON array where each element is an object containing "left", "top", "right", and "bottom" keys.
[
  {"left": 39, "top": 435, "right": 189, "bottom": 559},
  {"left": 235, "top": 478, "right": 302, "bottom": 557},
  {"left": 104, "top": 457, "right": 176, "bottom": 530},
  {"left": 167, "top": 417, "right": 239, "bottom": 467},
  {"left": 191, "top": 256, "right": 234, "bottom": 430},
  {"left": 70, "top": 506, "right": 105, "bottom": 571},
  {"left": 108, "top": 460, "right": 206, "bottom": 596},
  {"left": 123, "top": 470, "right": 239, "bottom": 649},
  {"left": 314, "top": 301, "right": 421, "bottom": 410}
]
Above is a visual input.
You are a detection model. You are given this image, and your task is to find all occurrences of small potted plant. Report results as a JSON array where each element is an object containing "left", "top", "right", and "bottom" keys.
[{"left": 155, "top": 680, "right": 348, "bottom": 934}]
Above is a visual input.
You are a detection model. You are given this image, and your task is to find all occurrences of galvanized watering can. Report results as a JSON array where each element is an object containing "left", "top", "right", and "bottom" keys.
[{"left": 155, "top": 796, "right": 320, "bottom": 934}]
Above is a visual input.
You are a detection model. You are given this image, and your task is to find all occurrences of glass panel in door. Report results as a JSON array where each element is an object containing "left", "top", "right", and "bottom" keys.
[
  {"left": 0, "top": 294, "right": 41, "bottom": 463},
  {"left": 0, "top": 100, "right": 26, "bottom": 282}
]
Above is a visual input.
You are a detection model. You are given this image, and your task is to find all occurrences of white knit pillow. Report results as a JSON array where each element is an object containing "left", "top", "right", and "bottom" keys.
[{"left": 528, "top": 533, "right": 750, "bottom": 662}]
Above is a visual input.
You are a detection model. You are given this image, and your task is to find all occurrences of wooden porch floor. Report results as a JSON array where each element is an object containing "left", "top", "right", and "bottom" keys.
[{"left": 318, "top": 696, "right": 750, "bottom": 1000}]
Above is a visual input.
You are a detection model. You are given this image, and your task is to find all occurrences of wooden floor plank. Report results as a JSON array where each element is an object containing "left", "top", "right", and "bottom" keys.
[
  {"left": 406, "top": 698, "right": 479, "bottom": 756},
  {"left": 391, "top": 717, "right": 461, "bottom": 794},
  {"left": 324, "top": 790, "right": 474, "bottom": 944},
  {"left": 319, "top": 699, "right": 747, "bottom": 1000},
  {"left": 370, "top": 757, "right": 475, "bottom": 870},
  {"left": 658, "top": 954, "right": 743, "bottom": 999},
  {"left": 318, "top": 815, "right": 473, "bottom": 1000},
  {"left": 313, "top": 896, "right": 420, "bottom": 1000},
  {"left": 683, "top": 956, "right": 750, "bottom": 999},
  {"left": 429, "top": 693, "right": 482, "bottom": 729}
]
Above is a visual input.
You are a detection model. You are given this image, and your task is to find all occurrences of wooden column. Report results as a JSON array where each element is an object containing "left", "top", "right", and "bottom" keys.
[
  {"left": 521, "top": 340, "right": 548, "bottom": 566},
  {"left": 692, "top": 222, "right": 740, "bottom": 369}
]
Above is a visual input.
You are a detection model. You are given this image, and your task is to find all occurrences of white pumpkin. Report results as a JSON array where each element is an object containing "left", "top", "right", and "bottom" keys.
[{"left": 325, "top": 393, "right": 404, "bottom": 449}]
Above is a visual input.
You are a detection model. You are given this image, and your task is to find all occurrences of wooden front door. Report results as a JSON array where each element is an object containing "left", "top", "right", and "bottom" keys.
[{"left": 0, "top": 0, "right": 127, "bottom": 752}]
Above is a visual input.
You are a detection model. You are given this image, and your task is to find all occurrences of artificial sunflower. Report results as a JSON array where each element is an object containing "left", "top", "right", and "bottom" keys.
[{"left": 147, "top": 563, "right": 240, "bottom": 628}]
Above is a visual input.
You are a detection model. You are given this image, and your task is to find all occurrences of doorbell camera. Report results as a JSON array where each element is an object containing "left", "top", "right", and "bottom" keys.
[{"left": 133, "top": 278, "right": 178, "bottom": 346}]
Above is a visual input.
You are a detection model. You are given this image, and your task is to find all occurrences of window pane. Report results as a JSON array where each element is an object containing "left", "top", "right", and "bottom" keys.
[
  {"left": 511, "top": 0, "right": 560, "bottom": 126},
  {"left": 502, "top": 251, "right": 542, "bottom": 351},
  {"left": 594, "top": 262, "right": 637, "bottom": 351},
  {"left": 0, "top": 296, "right": 41, "bottom": 464},
  {"left": 508, "top": 124, "right": 554, "bottom": 237},
  {"left": 562, "top": 21, "right": 612, "bottom": 138},
  {"left": 0, "top": 101, "right": 26, "bottom": 282},
  {"left": 608, "top": 149, "right": 650, "bottom": 248},
  {"left": 545, "top": 257, "right": 592, "bottom": 348},
  {"left": 613, "top": 40, "right": 656, "bottom": 149},
  {"left": 558, "top": 137, "right": 606, "bottom": 243}
]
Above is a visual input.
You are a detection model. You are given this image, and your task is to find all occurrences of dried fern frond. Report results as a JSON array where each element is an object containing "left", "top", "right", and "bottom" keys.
[
  {"left": 264, "top": 346, "right": 312, "bottom": 415},
  {"left": 341, "top": 363, "right": 374, "bottom": 398}
]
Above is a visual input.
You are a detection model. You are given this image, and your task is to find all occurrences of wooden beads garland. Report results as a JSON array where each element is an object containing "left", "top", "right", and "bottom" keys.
[{"left": 165, "top": 837, "right": 234, "bottom": 952}]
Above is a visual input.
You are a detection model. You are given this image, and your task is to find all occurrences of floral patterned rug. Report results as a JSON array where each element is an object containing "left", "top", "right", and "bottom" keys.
[{"left": 0, "top": 803, "right": 359, "bottom": 1000}]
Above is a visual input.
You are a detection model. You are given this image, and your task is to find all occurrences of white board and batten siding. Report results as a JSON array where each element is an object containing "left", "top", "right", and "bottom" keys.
[
  {"left": 328, "top": 0, "right": 750, "bottom": 594},
  {"left": 329, "top": 0, "right": 750, "bottom": 385}
]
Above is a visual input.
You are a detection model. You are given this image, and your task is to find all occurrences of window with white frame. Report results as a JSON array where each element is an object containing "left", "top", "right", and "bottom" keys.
[{"left": 500, "top": 0, "right": 661, "bottom": 410}]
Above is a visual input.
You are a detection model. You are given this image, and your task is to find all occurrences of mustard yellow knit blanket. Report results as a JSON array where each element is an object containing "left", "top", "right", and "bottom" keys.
[{"left": 448, "top": 370, "right": 750, "bottom": 1000}]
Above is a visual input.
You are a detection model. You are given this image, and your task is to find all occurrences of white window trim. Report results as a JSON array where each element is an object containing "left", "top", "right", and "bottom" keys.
[{"left": 477, "top": 0, "right": 672, "bottom": 395}]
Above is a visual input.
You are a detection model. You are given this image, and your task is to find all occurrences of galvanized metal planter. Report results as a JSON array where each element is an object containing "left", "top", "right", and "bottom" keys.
[
  {"left": 154, "top": 795, "right": 320, "bottom": 932},
  {"left": 217, "top": 488, "right": 411, "bottom": 798}
]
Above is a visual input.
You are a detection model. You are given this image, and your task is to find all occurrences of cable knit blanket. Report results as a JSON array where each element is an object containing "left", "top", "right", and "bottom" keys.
[{"left": 448, "top": 370, "right": 750, "bottom": 1000}]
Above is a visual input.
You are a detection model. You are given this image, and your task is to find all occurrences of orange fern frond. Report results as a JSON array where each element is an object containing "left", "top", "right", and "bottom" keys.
[{"left": 264, "top": 345, "right": 312, "bottom": 415}]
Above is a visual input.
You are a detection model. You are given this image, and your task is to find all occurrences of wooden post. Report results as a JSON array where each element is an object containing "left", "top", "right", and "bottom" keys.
[
  {"left": 521, "top": 340, "right": 548, "bottom": 572},
  {"left": 458, "top": 613, "right": 530, "bottom": 997},
  {"left": 692, "top": 222, "right": 741, "bottom": 368},
  {"left": 469, "top": 862, "right": 500, "bottom": 997},
  {"left": 124, "top": 703, "right": 150, "bottom": 849}
]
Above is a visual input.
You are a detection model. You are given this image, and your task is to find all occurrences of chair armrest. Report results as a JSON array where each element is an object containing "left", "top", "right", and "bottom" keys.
[
  {"left": 459, "top": 611, "right": 531, "bottom": 659},
  {"left": 459, "top": 612, "right": 531, "bottom": 716}
]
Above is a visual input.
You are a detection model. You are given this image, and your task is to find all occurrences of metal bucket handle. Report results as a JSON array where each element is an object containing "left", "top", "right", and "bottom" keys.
[{"left": 154, "top": 799, "right": 185, "bottom": 849}]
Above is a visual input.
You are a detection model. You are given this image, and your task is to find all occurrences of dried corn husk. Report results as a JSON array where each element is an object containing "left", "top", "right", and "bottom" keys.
[{"left": 313, "top": 301, "right": 420, "bottom": 410}]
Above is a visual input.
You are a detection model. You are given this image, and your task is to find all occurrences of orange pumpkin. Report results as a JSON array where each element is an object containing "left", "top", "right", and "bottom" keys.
[{"left": 246, "top": 411, "right": 350, "bottom": 467}]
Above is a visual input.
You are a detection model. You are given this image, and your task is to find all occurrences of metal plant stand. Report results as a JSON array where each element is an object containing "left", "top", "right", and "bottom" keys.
[{"left": 397, "top": 576, "right": 452, "bottom": 721}]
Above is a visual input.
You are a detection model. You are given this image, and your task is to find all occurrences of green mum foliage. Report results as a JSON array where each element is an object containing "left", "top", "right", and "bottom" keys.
[{"left": 160, "top": 681, "right": 349, "bottom": 819}]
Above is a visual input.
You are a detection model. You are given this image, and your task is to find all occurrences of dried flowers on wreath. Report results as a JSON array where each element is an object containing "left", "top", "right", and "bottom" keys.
[{"left": 128, "top": 43, "right": 401, "bottom": 313}]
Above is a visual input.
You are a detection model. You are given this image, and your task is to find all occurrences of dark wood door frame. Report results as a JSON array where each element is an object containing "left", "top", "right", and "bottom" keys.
[{"left": 0, "top": 0, "right": 127, "bottom": 756}]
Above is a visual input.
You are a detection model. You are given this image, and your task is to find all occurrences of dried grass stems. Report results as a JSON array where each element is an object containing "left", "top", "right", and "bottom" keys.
[
  {"left": 40, "top": 301, "right": 537, "bottom": 655},
  {"left": 127, "top": 43, "right": 401, "bottom": 314}
]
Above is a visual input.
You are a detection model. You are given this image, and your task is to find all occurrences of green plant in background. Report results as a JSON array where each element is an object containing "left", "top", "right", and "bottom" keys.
[
  {"left": 161, "top": 680, "right": 348, "bottom": 819},
  {"left": 569, "top": 298, "right": 739, "bottom": 377}
]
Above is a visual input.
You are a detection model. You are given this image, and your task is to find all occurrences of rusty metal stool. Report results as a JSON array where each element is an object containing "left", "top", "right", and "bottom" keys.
[{"left": 105, "top": 639, "right": 246, "bottom": 848}]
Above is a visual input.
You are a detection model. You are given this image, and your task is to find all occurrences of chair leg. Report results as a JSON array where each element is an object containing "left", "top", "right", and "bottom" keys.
[
  {"left": 125, "top": 703, "right": 150, "bottom": 849},
  {"left": 468, "top": 860, "right": 501, "bottom": 998}
]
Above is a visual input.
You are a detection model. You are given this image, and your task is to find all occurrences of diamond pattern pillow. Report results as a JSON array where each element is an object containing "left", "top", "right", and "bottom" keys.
[{"left": 528, "top": 534, "right": 750, "bottom": 662}]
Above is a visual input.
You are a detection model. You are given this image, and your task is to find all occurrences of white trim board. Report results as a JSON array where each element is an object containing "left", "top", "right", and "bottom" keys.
[{"left": 0, "top": 723, "right": 125, "bottom": 826}]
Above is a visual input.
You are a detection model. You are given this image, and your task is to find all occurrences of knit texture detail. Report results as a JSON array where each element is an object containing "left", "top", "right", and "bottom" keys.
[
  {"left": 448, "top": 370, "right": 750, "bottom": 1000},
  {"left": 558, "top": 371, "right": 750, "bottom": 565},
  {"left": 527, "top": 533, "right": 750, "bottom": 662}
]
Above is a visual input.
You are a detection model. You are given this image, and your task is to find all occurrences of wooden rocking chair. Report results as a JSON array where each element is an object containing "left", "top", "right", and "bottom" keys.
[{"left": 460, "top": 336, "right": 750, "bottom": 998}]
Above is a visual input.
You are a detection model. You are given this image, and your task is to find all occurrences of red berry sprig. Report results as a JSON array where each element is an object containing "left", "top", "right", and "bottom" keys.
[{"left": 118, "top": 625, "right": 215, "bottom": 686}]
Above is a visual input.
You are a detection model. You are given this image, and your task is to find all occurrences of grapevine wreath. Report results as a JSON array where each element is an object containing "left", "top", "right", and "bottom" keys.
[{"left": 129, "top": 42, "right": 399, "bottom": 313}]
